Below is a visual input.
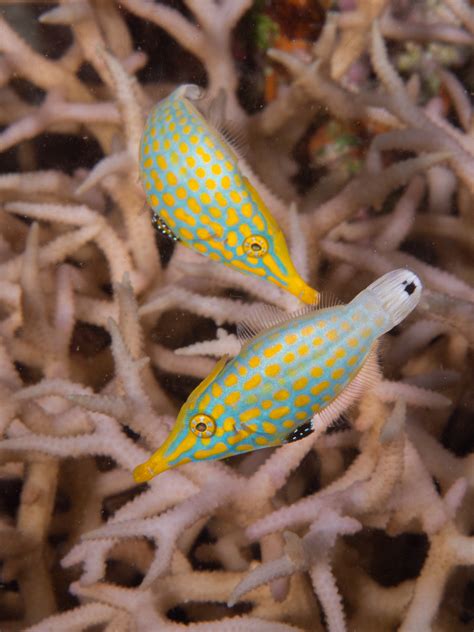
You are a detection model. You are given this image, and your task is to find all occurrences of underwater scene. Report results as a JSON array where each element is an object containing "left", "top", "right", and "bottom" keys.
[{"left": 0, "top": 1, "right": 473, "bottom": 630}]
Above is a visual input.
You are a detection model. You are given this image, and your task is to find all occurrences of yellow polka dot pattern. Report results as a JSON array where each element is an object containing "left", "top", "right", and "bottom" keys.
[
  {"left": 134, "top": 281, "right": 400, "bottom": 479},
  {"left": 139, "top": 86, "right": 319, "bottom": 305}
]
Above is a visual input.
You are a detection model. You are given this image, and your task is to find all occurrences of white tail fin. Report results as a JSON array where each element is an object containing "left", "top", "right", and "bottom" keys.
[{"left": 361, "top": 269, "right": 422, "bottom": 327}]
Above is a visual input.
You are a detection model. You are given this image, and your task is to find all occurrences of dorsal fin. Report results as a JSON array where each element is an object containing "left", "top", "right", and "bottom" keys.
[
  {"left": 183, "top": 96, "right": 237, "bottom": 163},
  {"left": 236, "top": 303, "right": 318, "bottom": 344},
  {"left": 194, "top": 88, "right": 249, "bottom": 159},
  {"left": 236, "top": 293, "right": 344, "bottom": 345},
  {"left": 206, "top": 88, "right": 227, "bottom": 129},
  {"left": 219, "top": 123, "right": 249, "bottom": 158}
]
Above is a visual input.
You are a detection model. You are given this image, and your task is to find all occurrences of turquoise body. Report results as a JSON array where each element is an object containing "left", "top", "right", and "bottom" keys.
[
  {"left": 139, "top": 86, "right": 318, "bottom": 304},
  {"left": 134, "top": 268, "right": 421, "bottom": 483},
  {"left": 158, "top": 297, "right": 388, "bottom": 468}
]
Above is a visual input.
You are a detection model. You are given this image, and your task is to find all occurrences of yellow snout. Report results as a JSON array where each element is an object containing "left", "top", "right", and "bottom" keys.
[
  {"left": 286, "top": 276, "right": 319, "bottom": 305},
  {"left": 133, "top": 448, "right": 171, "bottom": 483}
]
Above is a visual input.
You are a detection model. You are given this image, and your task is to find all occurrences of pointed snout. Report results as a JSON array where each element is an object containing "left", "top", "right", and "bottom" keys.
[
  {"left": 133, "top": 447, "right": 171, "bottom": 483},
  {"left": 287, "top": 276, "right": 319, "bottom": 305}
]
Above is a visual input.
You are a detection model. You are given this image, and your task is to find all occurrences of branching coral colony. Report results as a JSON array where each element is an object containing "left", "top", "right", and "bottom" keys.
[{"left": 0, "top": 1, "right": 473, "bottom": 630}]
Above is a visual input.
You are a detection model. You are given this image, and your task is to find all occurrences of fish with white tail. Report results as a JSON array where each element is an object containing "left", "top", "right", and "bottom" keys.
[{"left": 134, "top": 270, "right": 422, "bottom": 482}]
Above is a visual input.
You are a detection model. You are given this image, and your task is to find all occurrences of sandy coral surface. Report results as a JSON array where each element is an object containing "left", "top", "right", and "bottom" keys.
[{"left": 0, "top": 1, "right": 473, "bottom": 630}]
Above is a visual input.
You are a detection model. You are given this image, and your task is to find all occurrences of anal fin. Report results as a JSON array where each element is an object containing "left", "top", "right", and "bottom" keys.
[
  {"left": 311, "top": 344, "right": 381, "bottom": 440},
  {"left": 325, "top": 413, "right": 351, "bottom": 435}
]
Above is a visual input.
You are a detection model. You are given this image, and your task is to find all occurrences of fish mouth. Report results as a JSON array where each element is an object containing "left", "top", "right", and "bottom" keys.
[{"left": 133, "top": 448, "right": 171, "bottom": 483}]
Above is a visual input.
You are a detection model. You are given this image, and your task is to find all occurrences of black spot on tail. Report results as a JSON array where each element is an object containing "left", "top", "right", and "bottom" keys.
[
  {"left": 403, "top": 281, "right": 416, "bottom": 296},
  {"left": 284, "top": 420, "right": 314, "bottom": 443}
]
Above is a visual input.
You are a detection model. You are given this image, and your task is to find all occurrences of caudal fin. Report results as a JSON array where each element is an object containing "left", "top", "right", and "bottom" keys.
[{"left": 363, "top": 269, "right": 422, "bottom": 327}]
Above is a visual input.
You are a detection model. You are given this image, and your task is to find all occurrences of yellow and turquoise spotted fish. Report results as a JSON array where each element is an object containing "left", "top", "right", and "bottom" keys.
[
  {"left": 134, "top": 270, "right": 422, "bottom": 482},
  {"left": 139, "top": 85, "right": 318, "bottom": 304}
]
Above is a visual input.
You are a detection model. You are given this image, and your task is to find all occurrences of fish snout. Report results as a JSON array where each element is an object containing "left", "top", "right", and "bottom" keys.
[
  {"left": 133, "top": 446, "right": 171, "bottom": 483},
  {"left": 287, "top": 276, "right": 319, "bottom": 305}
]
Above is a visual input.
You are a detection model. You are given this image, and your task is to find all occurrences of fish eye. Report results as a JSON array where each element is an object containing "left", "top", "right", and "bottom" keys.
[
  {"left": 190, "top": 413, "right": 216, "bottom": 438},
  {"left": 243, "top": 235, "right": 268, "bottom": 258}
]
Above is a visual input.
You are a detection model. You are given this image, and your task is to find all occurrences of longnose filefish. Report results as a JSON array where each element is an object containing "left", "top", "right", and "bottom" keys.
[
  {"left": 139, "top": 84, "right": 318, "bottom": 304},
  {"left": 133, "top": 270, "right": 422, "bottom": 482}
]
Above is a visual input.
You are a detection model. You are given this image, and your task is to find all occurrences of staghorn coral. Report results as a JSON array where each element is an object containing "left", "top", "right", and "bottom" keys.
[{"left": 0, "top": 1, "right": 473, "bottom": 630}]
